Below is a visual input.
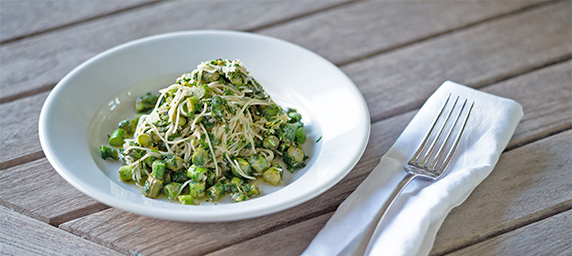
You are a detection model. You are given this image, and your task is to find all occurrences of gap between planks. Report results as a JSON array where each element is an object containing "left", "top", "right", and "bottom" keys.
[
  {"left": 333, "top": 0, "right": 558, "bottom": 67},
  {"left": 0, "top": 0, "right": 555, "bottom": 105}
]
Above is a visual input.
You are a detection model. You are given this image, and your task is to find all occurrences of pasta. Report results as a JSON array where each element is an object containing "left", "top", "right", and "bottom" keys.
[{"left": 100, "top": 59, "right": 308, "bottom": 204}]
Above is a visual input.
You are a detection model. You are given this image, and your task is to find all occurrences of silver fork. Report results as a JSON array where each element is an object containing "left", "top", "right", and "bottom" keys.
[{"left": 377, "top": 94, "right": 474, "bottom": 223}]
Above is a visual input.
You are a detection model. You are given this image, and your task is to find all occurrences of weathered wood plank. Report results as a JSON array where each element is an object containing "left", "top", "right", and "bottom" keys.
[
  {"left": 483, "top": 60, "right": 572, "bottom": 149},
  {"left": 205, "top": 130, "right": 572, "bottom": 256},
  {"left": 57, "top": 61, "right": 572, "bottom": 256},
  {"left": 0, "top": 92, "right": 48, "bottom": 168},
  {"left": 0, "top": 0, "right": 157, "bottom": 43},
  {"left": 259, "top": 0, "right": 547, "bottom": 65},
  {"left": 0, "top": 158, "right": 108, "bottom": 225},
  {"left": 343, "top": 1, "right": 571, "bottom": 122},
  {"left": 2, "top": 3, "right": 570, "bottom": 168},
  {"left": 430, "top": 130, "right": 572, "bottom": 255},
  {"left": 446, "top": 210, "right": 572, "bottom": 256},
  {"left": 0, "top": 0, "right": 347, "bottom": 102},
  {"left": 0, "top": 206, "right": 121, "bottom": 256},
  {"left": 206, "top": 213, "right": 334, "bottom": 256}
]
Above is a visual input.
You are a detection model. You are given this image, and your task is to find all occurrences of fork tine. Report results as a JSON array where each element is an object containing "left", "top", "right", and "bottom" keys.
[
  {"left": 409, "top": 94, "right": 452, "bottom": 164},
  {"left": 428, "top": 99, "right": 468, "bottom": 170},
  {"left": 419, "top": 96, "right": 460, "bottom": 166},
  {"left": 436, "top": 101, "right": 475, "bottom": 174}
]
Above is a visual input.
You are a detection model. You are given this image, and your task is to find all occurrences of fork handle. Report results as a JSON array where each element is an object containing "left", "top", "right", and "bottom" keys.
[
  {"left": 378, "top": 172, "right": 417, "bottom": 224},
  {"left": 362, "top": 172, "right": 417, "bottom": 254}
]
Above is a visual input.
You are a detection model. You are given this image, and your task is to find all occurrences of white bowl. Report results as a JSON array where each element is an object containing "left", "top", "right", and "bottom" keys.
[{"left": 39, "top": 30, "right": 370, "bottom": 222}]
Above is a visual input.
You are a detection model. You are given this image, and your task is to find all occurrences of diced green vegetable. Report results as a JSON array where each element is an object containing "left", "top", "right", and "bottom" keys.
[
  {"left": 230, "top": 192, "right": 248, "bottom": 202},
  {"left": 100, "top": 145, "right": 118, "bottom": 160},
  {"left": 178, "top": 116, "right": 187, "bottom": 126},
  {"left": 109, "top": 129, "right": 127, "bottom": 147},
  {"left": 262, "top": 135, "right": 280, "bottom": 149},
  {"left": 287, "top": 110, "right": 302, "bottom": 123},
  {"left": 207, "top": 182, "right": 225, "bottom": 201},
  {"left": 151, "top": 160, "right": 166, "bottom": 179},
  {"left": 192, "top": 148, "right": 209, "bottom": 167},
  {"left": 232, "top": 158, "right": 251, "bottom": 177},
  {"left": 263, "top": 167, "right": 281, "bottom": 186},
  {"left": 284, "top": 147, "right": 306, "bottom": 170},
  {"left": 171, "top": 170, "right": 188, "bottom": 183},
  {"left": 244, "top": 183, "right": 261, "bottom": 197},
  {"left": 189, "top": 181, "right": 206, "bottom": 198},
  {"left": 166, "top": 156, "right": 184, "bottom": 171},
  {"left": 193, "top": 84, "right": 211, "bottom": 99},
  {"left": 137, "top": 134, "right": 152, "bottom": 147},
  {"left": 248, "top": 154, "right": 270, "bottom": 173},
  {"left": 178, "top": 195, "right": 198, "bottom": 205},
  {"left": 260, "top": 104, "right": 282, "bottom": 118},
  {"left": 278, "top": 123, "right": 298, "bottom": 142},
  {"left": 118, "top": 119, "right": 136, "bottom": 135},
  {"left": 164, "top": 182, "right": 182, "bottom": 200},
  {"left": 143, "top": 156, "right": 157, "bottom": 168},
  {"left": 187, "top": 165, "right": 208, "bottom": 182},
  {"left": 295, "top": 127, "right": 306, "bottom": 144},
  {"left": 143, "top": 176, "right": 163, "bottom": 198},
  {"left": 136, "top": 93, "right": 159, "bottom": 113},
  {"left": 118, "top": 165, "right": 132, "bottom": 181}
]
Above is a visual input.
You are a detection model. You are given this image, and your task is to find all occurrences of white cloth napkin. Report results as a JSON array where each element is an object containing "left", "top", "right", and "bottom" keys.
[{"left": 302, "top": 81, "right": 523, "bottom": 256}]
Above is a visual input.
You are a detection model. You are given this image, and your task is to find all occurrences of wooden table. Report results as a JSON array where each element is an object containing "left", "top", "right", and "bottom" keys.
[{"left": 1, "top": 1, "right": 570, "bottom": 255}]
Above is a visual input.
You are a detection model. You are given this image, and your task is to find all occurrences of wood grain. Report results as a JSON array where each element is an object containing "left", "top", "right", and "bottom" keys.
[
  {"left": 206, "top": 213, "right": 335, "bottom": 256},
  {"left": 0, "top": 0, "right": 347, "bottom": 102},
  {"left": 446, "top": 210, "right": 572, "bottom": 256},
  {"left": 57, "top": 60, "right": 572, "bottom": 256},
  {"left": 343, "top": 1, "right": 571, "bottom": 122},
  {"left": 0, "top": 0, "right": 157, "bottom": 43},
  {"left": 2, "top": 4, "right": 571, "bottom": 168},
  {"left": 0, "top": 206, "right": 121, "bottom": 256},
  {"left": 430, "top": 130, "right": 572, "bottom": 255},
  {"left": 0, "top": 158, "right": 108, "bottom": 225},
  {"left": 165, "top": 130, "right": 572, "bottom": 256},
  {"left": 0, "top": 92, "right": 48, "bottom": 168},
  {"left": 259, "top": 0, "right": 546, "bottom": 65}
]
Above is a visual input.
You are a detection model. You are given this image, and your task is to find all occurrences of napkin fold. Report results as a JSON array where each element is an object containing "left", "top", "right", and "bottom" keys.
[{"left": 302, "top": 81, "right": 523, "bottom": 256}]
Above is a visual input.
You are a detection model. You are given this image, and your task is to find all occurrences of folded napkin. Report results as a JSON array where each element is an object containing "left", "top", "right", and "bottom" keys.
[{"left": 302, "top": 81, "right": 523, "bottom": 256}]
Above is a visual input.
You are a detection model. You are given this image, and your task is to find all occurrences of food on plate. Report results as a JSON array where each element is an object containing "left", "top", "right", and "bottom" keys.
[{"left": 100, "top": 59, "right": 308, "bottom": 204}]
